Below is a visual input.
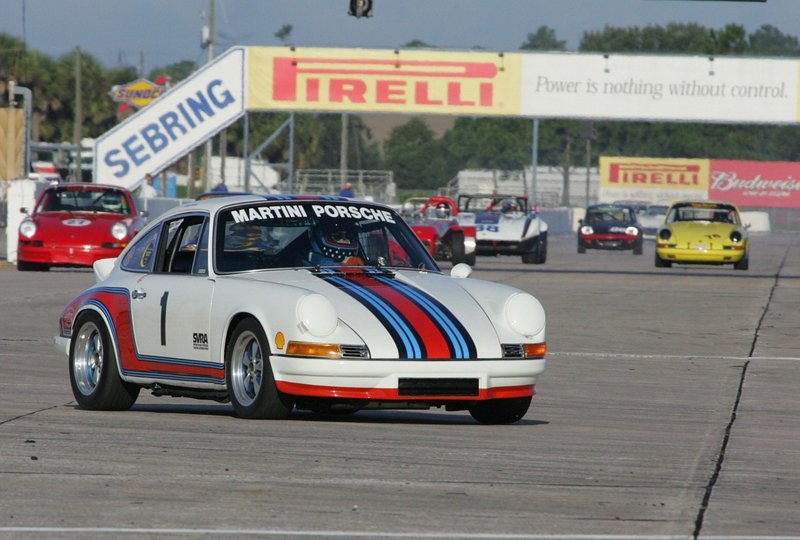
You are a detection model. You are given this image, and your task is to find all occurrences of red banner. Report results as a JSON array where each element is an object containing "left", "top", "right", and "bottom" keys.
[{"left": 709, "top": 160, "right": 800, "bottom": 209}]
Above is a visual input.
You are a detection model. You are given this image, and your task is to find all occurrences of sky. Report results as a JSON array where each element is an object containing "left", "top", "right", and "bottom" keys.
[{"left": 1, "top": 0, "right": 799, "bottom": 72}]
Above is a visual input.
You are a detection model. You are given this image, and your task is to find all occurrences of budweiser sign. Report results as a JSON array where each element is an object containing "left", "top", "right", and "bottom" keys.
[{"left": 710, "top": 159, "right": 800, "bottom": 208}]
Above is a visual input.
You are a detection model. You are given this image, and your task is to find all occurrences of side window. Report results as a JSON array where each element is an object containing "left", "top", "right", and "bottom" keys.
[
  {"left": 156, "top": 215, "right": 207, "bottom": 275},
  {"left": 121, "top": 227, "right": 159, "bottom": 272},
  {"left": 192, "top": 220, "right": 210, "bottom": 275}
]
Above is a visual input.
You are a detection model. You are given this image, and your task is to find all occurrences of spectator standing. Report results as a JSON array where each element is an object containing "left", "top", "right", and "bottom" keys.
[
  {"left": 140, "top": 173, "right": 158, "bottom": 199},
  {"left": 339, "top": 182, "right": 354, "bottom": 198}
]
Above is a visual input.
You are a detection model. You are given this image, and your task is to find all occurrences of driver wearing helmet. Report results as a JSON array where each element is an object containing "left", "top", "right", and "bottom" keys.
[
  {"left": 309, "top": 220, "right": 363, "bottom": 266},
  {"left": 434, "top": 202, "right": 452, "bottom": 219},
  {"left": 101, "top": 192, "right": 124, "bottom": 213},
  {"left": 501, "top": 199, "right": 520, "bottom": 214}
]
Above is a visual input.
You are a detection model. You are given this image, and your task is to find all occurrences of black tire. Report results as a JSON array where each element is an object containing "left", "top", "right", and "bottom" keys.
[
  {"left": 449, "top": 230, "right": 466, "bottom": 265},
  {"left": 226, "top": 318, "right": 294, "bottom": 419},
  {"left": 535, "top": 233, "right": 548, "bottom": 264},
  {"left": 465, "top": 251, "right": 476, "bottom": 266},
  {"left": 734, "top": 253, "right": 749, "bottom": 270},
  {"left": 577, "top": 240, "right": 586, "bottom": 254},
  {"left": 633, "top": 239, "right": 643, "bottom": 255},
  {"left": 469, "top": 396, "right": 532, "bottom": 425},
  {"left": 654, "top": 251, "right": 671, "bottom": 268},
  {"left": 17, "top": 260, "right": 49, "bottom": 271},
  {"left": 69, "top": 311, "right": 139, "bottom": 410}
]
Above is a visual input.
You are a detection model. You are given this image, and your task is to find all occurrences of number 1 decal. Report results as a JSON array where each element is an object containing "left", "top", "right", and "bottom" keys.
[{"left": 160, "top": 291, "right": 169, "bottom": 346}]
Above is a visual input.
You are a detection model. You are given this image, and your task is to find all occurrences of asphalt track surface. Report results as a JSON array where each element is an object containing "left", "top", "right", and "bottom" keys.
[{"left": 1, "top": 231, "right": 799, "bottom": 540}]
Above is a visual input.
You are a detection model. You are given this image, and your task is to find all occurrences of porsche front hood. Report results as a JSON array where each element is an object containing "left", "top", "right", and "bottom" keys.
[
  {"left": 668, "top": 222, "right": 742, "bottom": 243},
  {"left": 240, "top": 268, "right": 506, "bottom": 360}
]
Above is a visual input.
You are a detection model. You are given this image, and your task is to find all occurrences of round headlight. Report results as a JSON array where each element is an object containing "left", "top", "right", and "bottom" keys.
[
  {"left": 296, "top": 294, "right": 338, "bottom": 337},
  {"left": 729, "top": 230, "right": 743, "bottom": 243},
  {"left": 111, "top": 222, "right": 128, "bottom": 241},
  {"left": 658, "top": 228, "right": 672, "bottom": 241},
  {"left": 625, "top": 226, "right": 639, "bottom": 236},
  {"left": 504, "top": 293, "right": 545, "bottom": 337},
  {"left": 19, "top": 219, "right": 37, "bottom": 239},
  {"left": 580, "top": 225, "right": 593, "bottom": 235}
]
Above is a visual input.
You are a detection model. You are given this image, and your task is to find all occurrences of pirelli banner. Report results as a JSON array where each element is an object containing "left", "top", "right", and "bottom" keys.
[
  {"left": 247, "top": 46, "right": 800, "bottom": 123},
  {"left": 600, "top": 156, "right": 800, "bottom": 209},
  {"left": 95, "top": 46, "right": 800, "bottom": 190}
]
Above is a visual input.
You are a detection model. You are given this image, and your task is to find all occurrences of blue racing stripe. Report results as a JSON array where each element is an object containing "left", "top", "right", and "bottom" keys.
[{"left": 326, "top": 275, "right": 422, "bottom": 359}]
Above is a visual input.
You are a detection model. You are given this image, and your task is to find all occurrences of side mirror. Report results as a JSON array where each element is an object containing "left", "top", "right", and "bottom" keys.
[
  {"left": 450, "top": 263, "right": 472, "bottom": 279},
  {"left": 745, "top": 223, "right": 751, "bottom": 229},
  {"left": 578, "top": 219, "right": 583, "bottom": 226},
  {"left": 20, "top": 207, "right": 29, "bottom": 214},
  {"left": 139, "top": 210, "right": 149, "bottom": 218}
]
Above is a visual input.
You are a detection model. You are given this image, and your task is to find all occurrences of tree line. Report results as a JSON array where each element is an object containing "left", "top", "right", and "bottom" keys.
[{"left": 2, "top": 23, "right": 800, "bottom": 193}]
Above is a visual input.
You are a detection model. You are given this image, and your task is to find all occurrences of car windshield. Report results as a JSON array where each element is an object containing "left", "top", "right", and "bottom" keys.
[
  {"left": 667, "top": 205, "right": 739, "bottom": 224},
  {"left": 36, "top": 187, "right": 130, "bottom": 215},
  {"left": 644, "top": 205, "right": 668, "bottom": 217},
  {"left": 214, "top": 201, "right": 439, "bottom": 272},
  {"left": 585, "top": 206, "right": 634, "bottom": 223}
]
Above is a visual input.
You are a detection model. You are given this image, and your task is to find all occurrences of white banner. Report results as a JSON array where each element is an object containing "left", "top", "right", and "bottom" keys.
[
  {"left": 521, "top": 53, "right": 798, "bottom": 124},
  {"left": 94, "top": 47, "right": 246, "bottom": 190}
]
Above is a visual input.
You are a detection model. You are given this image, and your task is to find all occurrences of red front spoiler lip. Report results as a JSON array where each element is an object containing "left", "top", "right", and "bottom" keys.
[{"left": 276, "top": 381, "right": 535, "bottom": 401}]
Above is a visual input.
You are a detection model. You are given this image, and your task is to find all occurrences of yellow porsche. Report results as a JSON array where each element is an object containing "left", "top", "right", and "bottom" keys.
[{"left": 655, "top": 201, "right": 749, "bottom": 270}]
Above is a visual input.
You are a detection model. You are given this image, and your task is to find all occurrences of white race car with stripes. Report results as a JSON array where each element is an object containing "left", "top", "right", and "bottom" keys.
[{"left": 55, "top": 195, "right": 547, "bottom": 424}]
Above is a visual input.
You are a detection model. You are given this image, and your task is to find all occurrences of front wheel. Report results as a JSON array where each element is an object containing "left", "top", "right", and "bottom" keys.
[
  {"left": 469, "top": 396, "right": 531, "bottom": 424},
  {"left": 17, "top": 260, "right": 50, "bottom": 271},
  {"left": 69, "top": 312, "right": 139, "bottom": 410},
  {"left": 448, "top": 231, "right": 466, "bottom": 265},
  {"left": 226, "top": 318, "right": 294, "bottom": 419},
  {"left": 633, "top": 239, "right": 643, "bottom": 255},
  {"left": 734, "top": 253, "right": 749, "bottom": 270},
  {"left": 654, "top": 251, "right": 671, "bottom": 268}
]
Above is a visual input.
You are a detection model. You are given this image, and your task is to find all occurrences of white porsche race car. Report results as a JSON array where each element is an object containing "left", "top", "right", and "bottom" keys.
[
  {"left": 456, "top": 194, "right": 548, "bottom": 264},
  {"left": 54, "top": 195, "right": 547, "bottom": 424}
]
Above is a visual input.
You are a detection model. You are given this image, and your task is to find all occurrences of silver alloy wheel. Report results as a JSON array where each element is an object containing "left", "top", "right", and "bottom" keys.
[
  {"left": 230, "top": 330, "right": 264, "bottom": 407},
  {"left": 72, "top": 321, "right": 103, "bottom": 396}
]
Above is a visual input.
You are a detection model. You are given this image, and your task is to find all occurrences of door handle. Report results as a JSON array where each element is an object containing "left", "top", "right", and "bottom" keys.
[{"left": 131, "top": 289, "right": 147, "bottom": 299}]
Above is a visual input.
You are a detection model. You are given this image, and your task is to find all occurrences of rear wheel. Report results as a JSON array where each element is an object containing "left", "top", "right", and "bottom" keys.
[
  {"left": 69, "top": 312, "right": 139, "bottom": 410},
  {"left": 469, "top": 396, "right": 532, "bottom": 424},
  {"left": 226, "top": 318, "right": 294, "bottom": 419}
]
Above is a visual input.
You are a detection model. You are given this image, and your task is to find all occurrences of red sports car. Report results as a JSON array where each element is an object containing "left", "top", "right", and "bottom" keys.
[
  {"left": 404, "top": 196, "right": 477, "bottom": 266},
  {"left": 17, "top": 183, "right": 146, "bottom": 271}
]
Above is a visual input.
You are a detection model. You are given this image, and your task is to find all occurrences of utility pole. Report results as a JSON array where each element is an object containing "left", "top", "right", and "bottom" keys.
[
  {"left": 74, "top": 46, "right": 83, "bottom": 182},
  {"left": 340, "top": 113, "right": 348, "bottom": 189},
  {"left": 203, "top": 0, "right": 215, "bottom": 192}
]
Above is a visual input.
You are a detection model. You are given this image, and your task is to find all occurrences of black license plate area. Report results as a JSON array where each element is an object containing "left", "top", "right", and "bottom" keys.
[{"left": 398, "top": 378, "right": 479, "bottom": 397}]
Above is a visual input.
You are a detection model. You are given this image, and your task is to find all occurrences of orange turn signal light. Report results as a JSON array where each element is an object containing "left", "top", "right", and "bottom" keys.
[
  {"left": 524, "top": 343, "right": 547, "bottom": 359},
  {"left": 286, "top": 341, "right": 341, "bottom": 358}
]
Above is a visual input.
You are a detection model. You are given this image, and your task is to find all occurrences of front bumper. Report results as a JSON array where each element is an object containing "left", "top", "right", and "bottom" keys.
[
  {"left": 271, "top": 356, "right": 546, "bottom": 401},
  {"left": 54, "top": 335, "right": 70, "bottom": 356},
  {"left": 476, "top": 235, "right": 539, "bottom": 255},
  {"left": 579, "top": 233, "right": 639, "bottom": 250},
  {"left": 19, "top": 243, "right": 124, "bottom": 267},
  {"left": 656, "top": 244, "right": 746, "bottom": 264}
]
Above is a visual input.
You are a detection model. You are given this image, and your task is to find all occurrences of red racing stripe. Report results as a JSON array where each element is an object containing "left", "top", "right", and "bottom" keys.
[{"left": 347, "top": 273, "right": 452, "bottom": 359}]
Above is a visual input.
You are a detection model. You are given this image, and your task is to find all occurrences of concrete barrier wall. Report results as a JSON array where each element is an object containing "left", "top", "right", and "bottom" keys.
[{"left": 741, "top": 211, "right": 770, "bottom": 232}]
